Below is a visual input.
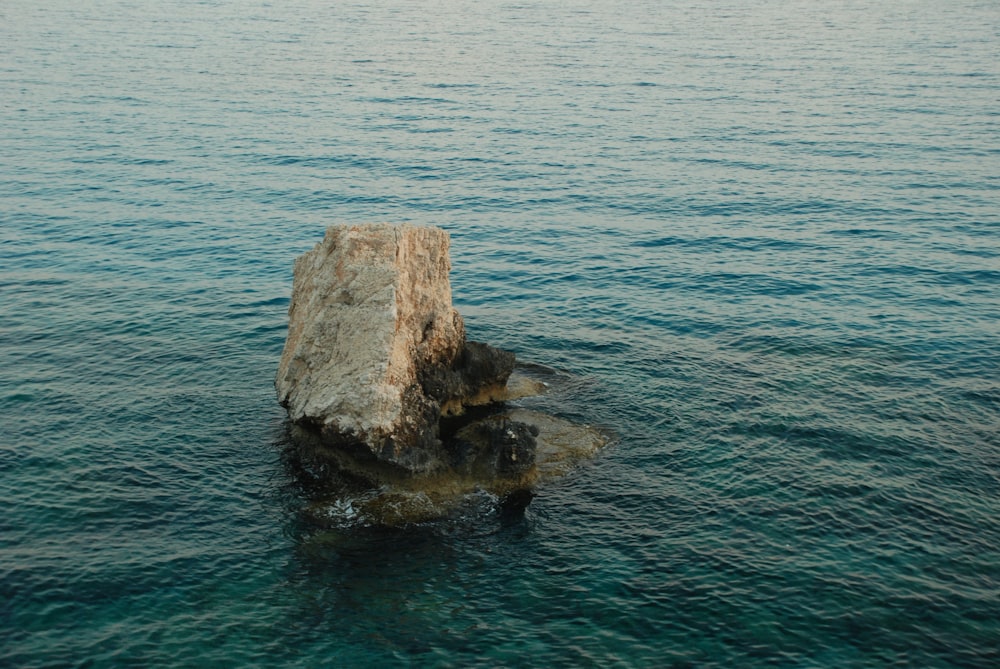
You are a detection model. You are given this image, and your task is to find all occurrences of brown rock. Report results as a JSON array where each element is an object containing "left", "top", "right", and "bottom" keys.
[{"left": 276, "top": 223, "right": 514, "bottom": 473}]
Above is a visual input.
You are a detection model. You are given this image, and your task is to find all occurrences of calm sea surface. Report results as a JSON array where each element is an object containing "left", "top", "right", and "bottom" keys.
[{"left": 2, "top": 0, "right": 998, "bottom": 666}]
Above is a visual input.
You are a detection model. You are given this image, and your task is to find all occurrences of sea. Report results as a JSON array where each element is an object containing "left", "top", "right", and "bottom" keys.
[{"left": 2, "top": 0, "right": 998, "bottom": 666}]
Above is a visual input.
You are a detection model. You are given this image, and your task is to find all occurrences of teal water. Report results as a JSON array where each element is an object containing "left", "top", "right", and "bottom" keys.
[{"left": 2, "top": 0, "right": 998, "bottom": 666}]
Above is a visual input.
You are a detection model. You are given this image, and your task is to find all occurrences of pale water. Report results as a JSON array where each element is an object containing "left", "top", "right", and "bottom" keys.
[{"left": 2, "top": 0, "right": 999, "bottom": 666}]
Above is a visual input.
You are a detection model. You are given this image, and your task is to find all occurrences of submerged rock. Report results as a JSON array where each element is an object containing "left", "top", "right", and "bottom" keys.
[
  {"left": 276, "top": 223, "right": 517, "bottom": 474},
  {"left": 450, "top": 416, "right": 539, "bottom": 479},
  {"left": 290, "top": 397, "right": 611, "bottom": 529}
]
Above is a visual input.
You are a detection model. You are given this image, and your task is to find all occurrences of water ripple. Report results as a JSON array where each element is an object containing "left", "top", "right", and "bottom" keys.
[{"left": 3, "top": 0, "right": 999, "bottom": 666}]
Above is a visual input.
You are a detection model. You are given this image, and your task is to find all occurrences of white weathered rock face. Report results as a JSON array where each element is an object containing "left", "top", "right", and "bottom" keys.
[{"left": 276, "top": 223, "right": 511, "bottom": 473}]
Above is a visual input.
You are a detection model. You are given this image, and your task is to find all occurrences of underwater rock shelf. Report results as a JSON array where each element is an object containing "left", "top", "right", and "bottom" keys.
[{"left": 275, "top": 223, "right": 607, "bottom": 525}]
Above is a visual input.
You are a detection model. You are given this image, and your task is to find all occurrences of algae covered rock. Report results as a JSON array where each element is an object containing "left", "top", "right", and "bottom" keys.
[{"left": 450, "top": 416, "right": 539, "bottom": 479}]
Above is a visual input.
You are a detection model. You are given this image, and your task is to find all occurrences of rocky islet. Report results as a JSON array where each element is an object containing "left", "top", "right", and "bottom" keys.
[{"left": 275, "top": 223, "right": 607, "bottom": 524}]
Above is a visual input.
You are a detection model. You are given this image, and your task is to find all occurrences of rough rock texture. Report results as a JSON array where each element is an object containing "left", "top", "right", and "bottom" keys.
[
  {"left": 276, "top": 223, "right": 515, "bottom": 473},
  {"left": 450, "top": 417, "right": 539, "bottom": 479}
]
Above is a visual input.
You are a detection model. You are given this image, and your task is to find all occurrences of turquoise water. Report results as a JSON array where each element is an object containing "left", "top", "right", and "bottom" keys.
[{"left": 2, "top": 0, "right": 998, "bottom": 666}]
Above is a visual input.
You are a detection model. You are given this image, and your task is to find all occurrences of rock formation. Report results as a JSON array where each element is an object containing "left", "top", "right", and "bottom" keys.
[
  {"left": 450, "top": 417, "right": 539, "bottom": 479},
  {"left": 276, "top": 223, "right": 521, "bottom": 474}
]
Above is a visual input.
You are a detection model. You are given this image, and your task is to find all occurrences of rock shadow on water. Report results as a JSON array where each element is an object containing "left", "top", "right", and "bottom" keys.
[{"left": 280, "top": 363, "right": 612, "bottom": 530}]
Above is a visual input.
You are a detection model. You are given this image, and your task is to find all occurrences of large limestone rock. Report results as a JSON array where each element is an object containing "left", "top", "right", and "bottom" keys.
[{"left": 276, "top": 223, "right": 514, "bottom": 473}]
